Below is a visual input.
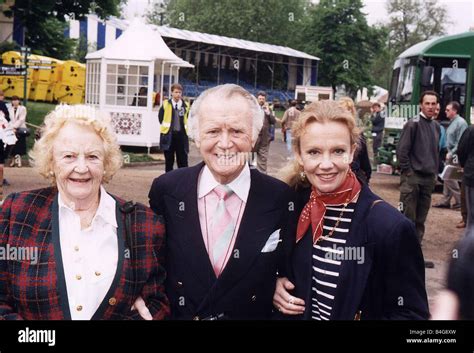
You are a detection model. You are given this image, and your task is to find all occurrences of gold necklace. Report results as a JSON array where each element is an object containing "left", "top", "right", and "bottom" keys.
[{"left": 316, "top": 201, "right": 349, "bottom": 243}]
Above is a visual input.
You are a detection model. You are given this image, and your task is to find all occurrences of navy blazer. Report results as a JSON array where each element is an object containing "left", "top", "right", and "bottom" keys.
[
  {"left": 286, "top": 184, "right": 429, "bottom": 320},
  {"left": 148, "top": 162, "right": 293, "bottom": 320}
]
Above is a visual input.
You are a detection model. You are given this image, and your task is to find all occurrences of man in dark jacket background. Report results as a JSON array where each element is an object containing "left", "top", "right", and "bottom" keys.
[
  {"left": 396, "top": 91, "right": 441, "bottom": 268},
  {"left": 457, "top": 124, "right": 474, "bottom": 230},
  {"left": 370, "top": 102, "right": 384, "bottom": 158}
]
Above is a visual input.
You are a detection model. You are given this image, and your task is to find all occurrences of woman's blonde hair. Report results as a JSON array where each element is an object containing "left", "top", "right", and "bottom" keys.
[
  {"left": 29, "top": 104, "right": 123, "bottom": 185},
  {"left": 337, "top": 96, "right": 357, "bottom": 119},
  {"left": 279, "top": 100, "right": 360, "bottom": 189}
]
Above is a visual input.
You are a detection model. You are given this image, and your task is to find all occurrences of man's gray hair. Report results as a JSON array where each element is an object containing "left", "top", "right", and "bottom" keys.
[{"left": 188, "top": 84, "right": 264, "bottom": 143}]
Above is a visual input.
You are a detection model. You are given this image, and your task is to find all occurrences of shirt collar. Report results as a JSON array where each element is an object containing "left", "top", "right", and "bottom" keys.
[
  {"left": 198, "top": 164, "right": 251, "bottom": 202},
  {"left": 171, "top": 99, "right": 182, "bottom": 108},
  {"left": 420, "top": 112, "right": 433, "bottom": 121},
  {"left": 58, "top": 185, "right": 118, "bottom": 228}
]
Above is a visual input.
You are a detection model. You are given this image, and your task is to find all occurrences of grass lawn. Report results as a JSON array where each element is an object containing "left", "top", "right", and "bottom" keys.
[{"left": 19, "top": 101, "right": 155, "bottom": 163}]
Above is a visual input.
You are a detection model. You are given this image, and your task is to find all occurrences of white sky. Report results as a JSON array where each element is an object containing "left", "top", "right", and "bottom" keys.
[{"left": 123, "top": 0, "right": 474, "bottom": 35}]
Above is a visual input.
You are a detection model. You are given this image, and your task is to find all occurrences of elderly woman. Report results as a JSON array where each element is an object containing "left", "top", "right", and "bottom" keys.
[
  {"left": 0, "top": 104, "right": 169, "bottom": 320},
  {"left": 273, "top": 100, "right": 429, "bottom": 320}
]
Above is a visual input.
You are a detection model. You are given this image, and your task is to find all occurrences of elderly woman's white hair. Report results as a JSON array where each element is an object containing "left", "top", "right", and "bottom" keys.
[
  {"left": 188, "top": 84, "right": 264, "bottom": 144},
  {"left": 29, "top": 104, "right": 123, "bottom": 184}
]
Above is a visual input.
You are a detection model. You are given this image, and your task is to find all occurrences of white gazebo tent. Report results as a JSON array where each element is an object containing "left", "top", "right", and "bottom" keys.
[{"left": 85, "top": 18, "right": 194, "bottom": 149}]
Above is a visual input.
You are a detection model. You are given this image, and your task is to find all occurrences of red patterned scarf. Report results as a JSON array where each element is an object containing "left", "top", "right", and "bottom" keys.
[{"left": 296, "top": 170, "right": 361, "bottom": 244}]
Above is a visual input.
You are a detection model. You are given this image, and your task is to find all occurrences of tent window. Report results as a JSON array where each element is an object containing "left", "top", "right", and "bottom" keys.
[
  {"left": 104, "top": 64, "right": 149, "bottom": 106},
  {"left": 86, "top": 61, "right": 100, "bottom": 105}
]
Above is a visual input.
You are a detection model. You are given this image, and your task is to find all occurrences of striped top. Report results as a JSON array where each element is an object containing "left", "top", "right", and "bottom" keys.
[{"left": 310, "top": 202, "right": 356, "bottom": 321}]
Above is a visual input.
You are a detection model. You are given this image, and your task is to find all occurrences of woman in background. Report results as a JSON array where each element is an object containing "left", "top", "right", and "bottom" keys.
[
  {"left": 338, "top": 97, "right": 371, "bottom": 184},
  {"left": 7, "top": 95, "right": 27, "bottom": 167}
]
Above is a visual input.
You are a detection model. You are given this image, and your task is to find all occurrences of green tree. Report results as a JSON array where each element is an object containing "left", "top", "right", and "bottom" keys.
[
  {"left": 25, "top": 18, "right": 77, "bottom": 59},
  {"left": 148, "top": 0, "right": 309, "bottom": 47},
  {"left": 369, "top": 0, "right": 449, "bottom": 90},
  {"left": 368, "top": 24, "right": 395, "bottom": 89},
  {"left": 2, "top": 0, "right": 125, "bottom": 59},
  {"left": 302, "top": 0, "right": 381, "bottom": 95},
  {"left": 386, "top": 0, "right": 448, "bottom": 55}
]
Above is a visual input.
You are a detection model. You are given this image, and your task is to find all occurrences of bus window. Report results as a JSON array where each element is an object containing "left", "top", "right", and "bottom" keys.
[
  {"left": 389, "top": 67, "right": 400, "bottom": 103},
  {"left": 422, "top": 57, "right": 468, "bottom": 120},
  {"left": 389, "top": 58, "right": 417, "bottom": 103}
]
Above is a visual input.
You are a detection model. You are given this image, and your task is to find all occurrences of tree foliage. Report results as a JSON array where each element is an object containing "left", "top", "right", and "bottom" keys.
[
  {"left": 2, "top": 0, "right": 124, "bottom": 59},
  {"left": 301, "top": 0, "right": 382, "bottom": 95},
  {"left": 386, "top": 0, "right": 448, "bottom": 55},
  {"left": 149, "top": 0, "right": 309, "bottom": 47},
  {"left": 370, "top": 0, "right": 449, "bottom": 89}
]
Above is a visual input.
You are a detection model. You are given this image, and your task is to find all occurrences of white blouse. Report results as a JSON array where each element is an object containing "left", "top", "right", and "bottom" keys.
[{"left": 58, "top": 186, "right": 118, "bottom": 320}]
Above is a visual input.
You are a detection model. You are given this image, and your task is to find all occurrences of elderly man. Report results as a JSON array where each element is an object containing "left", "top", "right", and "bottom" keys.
[{"left": 146, "top": 84, "right": 293, "bottom": 320}]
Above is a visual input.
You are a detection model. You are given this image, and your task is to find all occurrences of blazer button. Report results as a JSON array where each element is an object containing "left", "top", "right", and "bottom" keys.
[
  {"left": 177, "top": 281, "right": 183, "bottom": 288},
  {"left": 251, "top": 295, "right": 257, "bottom": 302},
  {"left": 109, "top": 297, "right": 117, "bottom": 306}
]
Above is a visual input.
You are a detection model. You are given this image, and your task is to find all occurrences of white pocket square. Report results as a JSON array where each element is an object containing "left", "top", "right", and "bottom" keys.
[{"left": 261, "top": 229, "right": 281, "bottom": 253}]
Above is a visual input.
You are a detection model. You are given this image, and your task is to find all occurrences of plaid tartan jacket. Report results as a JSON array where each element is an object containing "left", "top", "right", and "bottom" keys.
[{"left": 0, "top": 187, "right": 170, "bottom": 320}]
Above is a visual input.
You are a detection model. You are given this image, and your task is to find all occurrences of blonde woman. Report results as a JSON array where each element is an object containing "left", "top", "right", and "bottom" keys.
[
  {"left": 273, "top": 100, "right": 428, "bottom": 320},
  {"left": 0, "top": 105, "right": 169, "bottom": 320}
]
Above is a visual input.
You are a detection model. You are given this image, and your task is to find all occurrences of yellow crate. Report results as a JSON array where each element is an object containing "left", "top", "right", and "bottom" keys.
[
  {"left": 2, "top": 77, "right": 32, "bottom": 99},
  {"left": 61, "top": 60, "right": 86, "bottom": 87},
  {"left": 54, "top": 84, "right": 84, "bottom": 104},
  {"left": 45, "top": 83, "right": 55, "bottom": 102},
  {"left": 29, "top": 81, "right": 51, "bottom": 101},
  {"left": 31, "top": 55, "right": 64, "bottom": 83},
  {"left": 1, "top": 51, "right": 35, "bottom": 77}
]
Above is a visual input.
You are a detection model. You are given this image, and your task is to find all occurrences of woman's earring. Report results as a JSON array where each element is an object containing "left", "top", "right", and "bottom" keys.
[{"left": 300, "top": 171, "right": 306, "bottom": 182}]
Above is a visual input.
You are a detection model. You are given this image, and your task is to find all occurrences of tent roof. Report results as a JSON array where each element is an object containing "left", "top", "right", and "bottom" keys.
[
  {"left": 85, "top": 18, "right": 194, "bottom": 67},
  {"left": 154, "top": 25, "right": 319, "bottom": 61},
  {"left": 86, "top": 16, "right": 319, "bottom": 62}
]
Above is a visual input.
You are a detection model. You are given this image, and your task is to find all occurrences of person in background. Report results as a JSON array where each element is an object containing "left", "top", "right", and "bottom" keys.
[
  {"left": 431, "top": 235, "right": 474, "bottom": 320},
  {"left": 0, "top": 90, "right": 10, "bottom": 189},
  {"left": 370, "top": 102, "right": 384, "bottom": 159},
  {"left": 158, "top": 83, "right": 190, "bottom": 172},
  {"left": 131, "top": 87, "right": 147, "bottom": 107},
  {"left": 7, "top": 95, "right": 27, "bottom": 168},
  {"left": 396, "top": 91, "right": 441, "bottom": 269},
  {"left": 433, "top": 101, "right": 466, "bottom": 210},
  {"left": 456, "top": 123, "right": 474, "bottom": 231},
  {"left": 253, "top": 91, "right": 276, "bottom": 173},
  {"left": 338, "top": 97, "right": 371, "bottom": 184},
  {"left": 281, "top": 100, "right": 301, "bottom": 157}
]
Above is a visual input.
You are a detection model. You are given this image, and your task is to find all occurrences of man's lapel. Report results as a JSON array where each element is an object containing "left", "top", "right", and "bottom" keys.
[{"left": 169, "top": 163, "right": 217, "bottom": 286}]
